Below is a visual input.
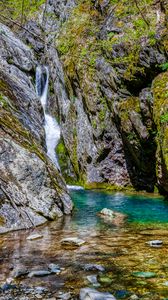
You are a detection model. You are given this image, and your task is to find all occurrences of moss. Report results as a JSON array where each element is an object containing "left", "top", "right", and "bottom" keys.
[
  {"left": 56, "top": 0, "right": 100, "bottom": 78},
  {"left": 84, "top": 182, "right": 135, "bottom": 192},
  {"left": 152, "top": 71, "right": 168, "bottom": 191},
  {"left": 117, "top": 97, "right": 140, "bottom": 132}
]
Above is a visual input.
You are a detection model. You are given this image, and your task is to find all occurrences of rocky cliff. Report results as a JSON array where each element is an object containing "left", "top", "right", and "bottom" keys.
[
  {"left": 1, "top": 0, "right": 168, "bottom": 207},
  {"left": 0, "top": 23, "right": 72, "bottom": 233},
  {"left": 38, "top": 0, "right": 167, "bottom": 195}
]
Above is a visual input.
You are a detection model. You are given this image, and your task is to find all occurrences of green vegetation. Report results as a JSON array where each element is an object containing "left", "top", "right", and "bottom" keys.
[
  {"left": 160, "top": 113, "right": 168, "bottom": 123},
  {"left": 0, "top": 0, "right": 45, "bottom": 25},
  {"left": 56, "top": 0, "right": 161, "bottom": 81},
  {"left": 160, "top": 62, "right": 168, "bottom": 71}
]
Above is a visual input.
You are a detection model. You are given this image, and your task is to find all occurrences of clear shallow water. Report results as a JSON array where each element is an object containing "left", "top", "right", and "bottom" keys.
[
  {"left": 70, "top": 190, "right": 168, "bottom": 226},
  {"left": 0, "top": 190, "right": 168, "bottom": 299}
]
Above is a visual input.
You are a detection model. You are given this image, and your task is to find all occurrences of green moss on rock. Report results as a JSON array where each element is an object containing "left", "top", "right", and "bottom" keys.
[{"left": 153, "top": 71, "right": 168, "bottom": 194}]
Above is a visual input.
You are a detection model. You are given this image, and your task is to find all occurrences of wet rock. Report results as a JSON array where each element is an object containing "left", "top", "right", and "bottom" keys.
[
  {"left": 98, "top": 208, "right": 127, "bottom": 226},
  {"left": 48, "top": 263, "right": 61, "bottom": 274},
  {"left": 99, "top": 208, "right": 114, "bottom": 217},
  {"left": 12, "top": 268, "right": 29, "bottom": 278},
  {"left": 98, "top": 274, "right": 113, "bottom": 285},
  {"left": 34, "top": 287, "right": 48, "bottom": 294},
  {"left": 56, "top": 292, "right": 71, "bottom": 300},
  {"left": 83, "top": 264, "right": 105, "bottom": 272},
  {"left": 27, "top": 233, "right": 43, "bottom": 240},
  {"left": 87, "top": 275, "right": 100, "bottom": 287},
  {"left": 80, "top": 288, "right": 116, "bottom": 300},
  {"left": 129, "top": 295, "right": 139, "bottom": 300},
  {"left": 1, "top": 283, "right": 16, "bottom": 291},
  {"left": 147, "top": 240, "right": 163, "bottom": 247},
  {"left": 61, "top": 237, "right": 85, "bottom": 246},
  {"left": 28, "top": 270, "right": 51, "bottom": 278},
  {"left": 162, "top": 281, "right": 168, "bottom": 286},
  {"left": 132, "top": 272, "right": 157, "bottom": 278},
  {"left": 115, "top": 290, "right": 131, "bottom": 299}
]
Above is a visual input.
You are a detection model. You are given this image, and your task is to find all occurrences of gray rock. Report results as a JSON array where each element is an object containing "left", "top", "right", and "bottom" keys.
[
  {"left": 12, "top": 268, "right": 29, "bottom": 278},
  {"left": 28, "top": 270, "right": 51, "bottom": 278},
  {"left": 48, "top": 264, "right": 61, "bottom": 274},
  {"left": 86, "top": 275, "right": 100, "bottom": 287},
  {"left": 0, "top": 22, "right": 44, "bottom": 143},
  {"left": 0, "top": 127, "right": 72, "bottom": 232},
  {"left": 80, "top": 288, "right": 116, "bottom": 300},
  {"left": 84, "top": 264, "right": 105, "bottom": 272}
]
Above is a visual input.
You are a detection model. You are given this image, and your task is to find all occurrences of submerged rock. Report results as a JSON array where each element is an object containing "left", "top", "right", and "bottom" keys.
[
  {"left": 80, "top": 288, "right": 116, "bottom": 300},
  {"left": 27, "top": 233, "right": 43, "bottom": 240},
  {"left": 86, "top": 275, "right": 100, "bottom": 287},
  {"left": 83, "top": 264, "right": 105, "bottom": 272},
  {"left": 98, "top": 274, "right": 113, "bottom": 285},
  {"left": 132, "top": 272, "right": 157, "bottom": 278},
  {"left": 28, "top": 270, "right": 51, "bottom": 278},
  {"left": 99, "top": 208, "right": 114, "bottom": 217},
  {"left": 98, "top": 208, "right": 127, "bottom": 226},
  {"left": 48, "top": 263, "right": 61, "bottom": 274},
  {"left": 61, "top": 237, "right": 85, "bottom": 246},
  {"left": 147, "top": 240, "right": 163, "bottom": 247},
  {"left": 12, "top": 268, "right": 29, "bottom": 279}
]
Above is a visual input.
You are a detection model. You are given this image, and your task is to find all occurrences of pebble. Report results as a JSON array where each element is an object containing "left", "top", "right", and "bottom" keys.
[
  {"left": 57, "top": 292, "right": 71, "bottom": 299},
  {"left": 147, "top": 240, "right": 163, "bottom": 247},
  {"left": 35, "top": 295, "right": 43, "bottom": 299},
  {"left": 86, "top": 275, "right": 100, "bottom": 287},
  {"left": 12, "top": 268, "right": 29, "bottom": 278},
  {"left": 48, "top": 263, "right": 61, "bottom": 274},
  {"left": 61, "top": 237, "right": 85, "bottom": 246},
  {"left": 130, "top": 295, "right": 139, "bottom": 300},
  {"left": 162, "top": 281, "right": 168, "bottom": 286},
  {"left": 132, "top": 271, "right": 156, "bottom": 278},
  {"left": 27, "top": 233, "right": 43, "bottom": 240},
  {"left": 84, "top": 264, "right": 105, "bottom": 272}
]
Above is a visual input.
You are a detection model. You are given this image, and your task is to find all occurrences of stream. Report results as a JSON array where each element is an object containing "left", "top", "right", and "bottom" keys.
[{"left": 0, "top": 190, "right": 168, "bottom": 299}]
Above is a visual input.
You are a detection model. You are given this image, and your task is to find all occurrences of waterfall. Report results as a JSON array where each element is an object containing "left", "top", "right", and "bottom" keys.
[{"left": 36, "top": 65, "right": 60, "bottom": 170}]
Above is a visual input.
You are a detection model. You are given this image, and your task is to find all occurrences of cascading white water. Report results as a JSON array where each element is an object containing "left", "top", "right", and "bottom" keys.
[
  {"left": 67, "top": 185, "right": 84, "bottom": 190},
  {"left": 36, "top": 65, "right": 60, "bottom": 170}
]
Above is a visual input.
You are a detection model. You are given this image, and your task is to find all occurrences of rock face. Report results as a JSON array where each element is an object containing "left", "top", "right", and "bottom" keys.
[
  {"left": 34, "top": 0, "right": 168, "bottom": 194},
  {"left": 0, "top": 23, "right": 72, "bottom": 233},
  {"left": 1, "top": 2, "right": 168, "bottom": 195},
  {"left": 152, "top": 72, "right": 168, "bottom": 194}
]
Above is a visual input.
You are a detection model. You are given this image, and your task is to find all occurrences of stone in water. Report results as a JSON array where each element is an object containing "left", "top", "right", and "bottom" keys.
[
  {"left": 61, "top": 237, "right": 85, "bottom": 246},
  {"left": 27, "top": 233, "right": 43, "bottom": 240},
  {"left": 28, "top": 270, "right": 51, "bottom": 278},
  {"left": 80, "top": 288, "right": 116, "bottom": 300},
  {"left": 132, "top": 271, "right": 156, "bottom": 278},
  {"left": 147, "top": 240, "right": 163, "bottom": 247}
]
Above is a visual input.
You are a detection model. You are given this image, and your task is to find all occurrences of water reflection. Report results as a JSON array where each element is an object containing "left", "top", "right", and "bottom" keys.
[{"left": 0, "top": 191, "right": 168, "bottom": 298}]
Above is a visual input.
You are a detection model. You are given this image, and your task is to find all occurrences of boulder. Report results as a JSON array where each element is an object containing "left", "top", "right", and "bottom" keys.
[{"left": 98, "top": 208, "right": 127, "bottom": 226}]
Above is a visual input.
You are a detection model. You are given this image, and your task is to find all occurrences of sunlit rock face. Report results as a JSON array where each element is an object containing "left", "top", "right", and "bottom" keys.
[{"left": 0, "top": 23, "right": 72, "bottom": 232}]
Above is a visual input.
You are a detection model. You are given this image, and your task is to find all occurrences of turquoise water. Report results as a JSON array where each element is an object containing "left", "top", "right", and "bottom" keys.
[{"left": 70, "top": 190, "right": 168, "bottom": 226}]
